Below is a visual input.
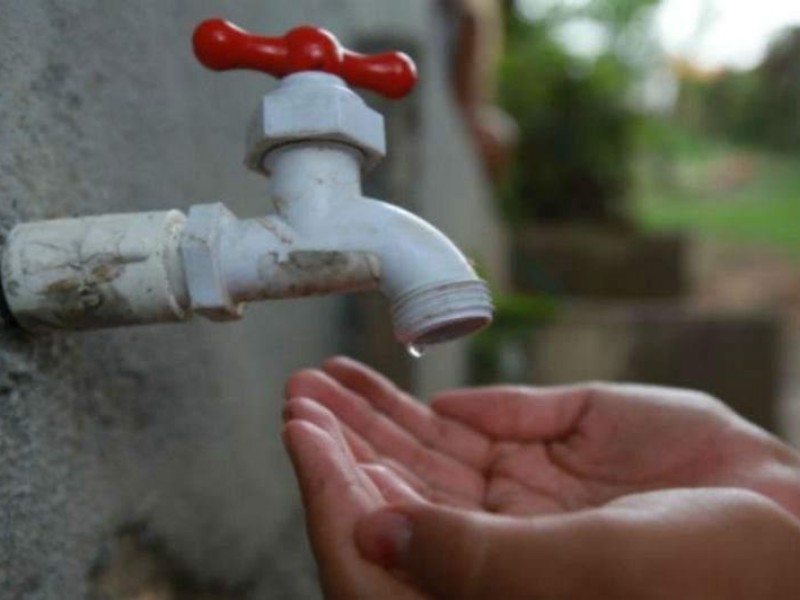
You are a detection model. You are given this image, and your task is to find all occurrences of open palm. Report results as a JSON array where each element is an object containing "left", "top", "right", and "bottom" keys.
[{"left": 286, "top": 357, "right": 800, "bottom": 519}]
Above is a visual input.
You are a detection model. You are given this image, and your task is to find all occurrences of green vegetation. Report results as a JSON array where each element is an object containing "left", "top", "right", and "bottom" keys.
[
  {"left": 498, "top": 0, "right": 657, "bottom": 226},
  {"left": 499, "top": 3, "right": 800, "bottom": 255},
  {"left": 677, "top": 28, "right": 800, "bottom": 153},
  {"left": 635, "top": 25, "right": 800, "bottom": 257},
  {"left": 635, "top": 127, "right": 800, "bottom": 255},
  {"left": 469, "top": 292, "right": 561, "bottom": 384}
]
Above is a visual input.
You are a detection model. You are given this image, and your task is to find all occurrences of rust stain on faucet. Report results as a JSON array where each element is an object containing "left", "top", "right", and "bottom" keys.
[
  {"left": 255, "top": 250, "right": 380, "bottom": 299},
  {"left": 40, "top": 256, "right": 129, "bottom": 326}
]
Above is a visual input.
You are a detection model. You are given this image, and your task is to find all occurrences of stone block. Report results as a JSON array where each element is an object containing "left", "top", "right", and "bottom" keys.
[
  {"left": 528, "top": 303, "right": 783, "bottom": 432},
  {"left": 512, "top": 226, "right": 687, "bottom": 299}
]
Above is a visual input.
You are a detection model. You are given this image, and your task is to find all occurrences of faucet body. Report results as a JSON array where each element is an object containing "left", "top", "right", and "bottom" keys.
[
  {"left": 1, "top": 37, "right": 492, "bottom": 347},
  {"left": 221, "top": 139, "right": 490, "bottom": 345}
]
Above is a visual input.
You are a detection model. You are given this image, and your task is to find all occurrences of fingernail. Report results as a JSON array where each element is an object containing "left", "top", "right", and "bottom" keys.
[{"left": 357, "top": 509, "right": 413, "bottom": 569}]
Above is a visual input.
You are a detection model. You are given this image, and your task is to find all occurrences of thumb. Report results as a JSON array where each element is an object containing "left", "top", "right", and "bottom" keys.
[{"left": 355, "top": 504, "right": 608, "bottom": 600}]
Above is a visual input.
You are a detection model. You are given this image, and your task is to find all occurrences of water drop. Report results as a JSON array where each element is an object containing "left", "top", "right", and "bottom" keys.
[{"left": 406, "top": 343, "right": 427, "bottom": 359}]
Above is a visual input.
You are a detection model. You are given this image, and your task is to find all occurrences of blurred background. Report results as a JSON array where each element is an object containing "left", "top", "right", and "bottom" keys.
[
  {"left": 468, "top": 0, "right": 800, "bottom": 447},
  {"left": 2, "top": 0, "right": 800, "bottom": 598}
]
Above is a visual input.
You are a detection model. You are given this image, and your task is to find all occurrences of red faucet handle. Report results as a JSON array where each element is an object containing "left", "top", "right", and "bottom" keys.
[{"left": 192, "top": 19, "right": 418, "bottom": 99}]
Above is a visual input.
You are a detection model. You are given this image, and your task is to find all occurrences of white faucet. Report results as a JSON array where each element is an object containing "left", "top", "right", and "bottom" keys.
[{"left": 0, "top": 21, "right": 493, "bottom": 350}]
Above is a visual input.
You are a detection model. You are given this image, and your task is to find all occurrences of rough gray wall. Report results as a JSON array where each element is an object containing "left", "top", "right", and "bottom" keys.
[{"left": 0, "top": 1, "right": 504, "bottom": 598}]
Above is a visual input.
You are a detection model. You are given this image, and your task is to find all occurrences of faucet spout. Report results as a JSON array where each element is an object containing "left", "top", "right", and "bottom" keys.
[
  {"left": 342, "top": 198, "right": 492, "bottom": 346},
  {"left": 253, "top": 142, "right": 493, "bottom": 346}
]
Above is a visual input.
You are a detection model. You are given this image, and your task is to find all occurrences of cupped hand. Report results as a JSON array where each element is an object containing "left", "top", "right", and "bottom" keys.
[
  {"left": 282, "top": 396, "right": 428, "bottom": 600},
  {"left": 282, "top": 357, "right": 800, "bottom": 600},
  {"left": 355, "top": 486, "right": 800, "bottom": 600},
  {"left": 286, "top": 356, "right": 800, "bottom": 519}
]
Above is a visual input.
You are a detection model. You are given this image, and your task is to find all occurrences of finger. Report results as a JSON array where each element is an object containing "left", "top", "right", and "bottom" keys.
[
  {"left": 282, "top": 420, "right": 381, "bottom": 556},
  {"left": 283, "top": 421, "right": 424, "bottom": 600},
  {"left": 288, "top": 394, "right": 484, "bottom": 509},
  {"left": 371, "top": 458, "right": 482, "bottom": 510},
  {"left": 284, "top": 396, "right": 379, "bottom": 465},
  {"left": 284, "top": 396, "right": 353, "bottom": 455},
  {"left": 377, "top": 457, "right": 429, "bottom": 495},
  {"left": 431, "top": 385, "right": 589, "bottom": 441},
  {"left": 285, "top": 394, "right": 479, "bottom": 507},
  {"left": 361, "top": 463, "right": 429, "bottom": 504},
  {"left": 323, "top": 356, "right": 492, "bottom": 469},
  {"left": 286, "top": 369, "right": 485, "bottom": 503},
  {"left": 341, "top": 424, "right": 381, "bottom": 463},
  {"left": 283, "top": 420, "right": 382, "bottom": 515},
  {"left": 356, "top": 504, "right": 609, "bottom": 600}
]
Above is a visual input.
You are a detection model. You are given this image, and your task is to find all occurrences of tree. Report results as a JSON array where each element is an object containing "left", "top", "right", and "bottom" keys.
[{"left": 498, "top": 0, "right": 660, "bottom": 224}]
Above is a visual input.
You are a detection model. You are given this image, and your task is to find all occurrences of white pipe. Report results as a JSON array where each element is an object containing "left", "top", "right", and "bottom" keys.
[
  {"left": 1, "top": 211, "right": 189, "bottom": 331},
  {"left": 0, "top": 143, "right": 491, "bottom": 346},
  {"left": 219, "top": 217, "right": 381, "bottom": 303},
  {"left": 1, "top": 75, "right": 492, "bottom": 346},
  {"left": 0, "top": 142, "right": 491, "bottom": 345}
]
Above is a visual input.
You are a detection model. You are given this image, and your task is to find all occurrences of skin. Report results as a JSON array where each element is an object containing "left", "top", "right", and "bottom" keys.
[{"left": 283, "top": 356, "right": 800, "bottom": 600}]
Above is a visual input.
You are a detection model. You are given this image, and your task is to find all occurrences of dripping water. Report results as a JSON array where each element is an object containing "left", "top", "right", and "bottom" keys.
[{"left": 406, "top": 343, "right": 427, "bottom": 359}]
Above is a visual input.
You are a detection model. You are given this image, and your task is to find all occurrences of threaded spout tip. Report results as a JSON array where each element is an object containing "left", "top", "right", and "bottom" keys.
[{"left": 391, "top": 280, "right": 493, "bottom": 346}]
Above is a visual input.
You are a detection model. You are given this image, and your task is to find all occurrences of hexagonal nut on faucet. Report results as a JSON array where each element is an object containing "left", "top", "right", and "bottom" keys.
[
  {"left": 245, "top": 73, "right": 387, "bottom": 176},
  {"left": 180, "top": 202, "right": 244, "bottom": 321}
]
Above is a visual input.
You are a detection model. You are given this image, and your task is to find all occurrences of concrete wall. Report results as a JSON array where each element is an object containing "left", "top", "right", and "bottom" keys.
[{"left": 0, "top": 1, "right": 505, "bottom": 598}]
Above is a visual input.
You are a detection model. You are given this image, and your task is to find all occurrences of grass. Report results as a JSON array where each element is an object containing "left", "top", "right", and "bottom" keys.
[{"left": 633, "top": 129, "right": 800, "bottom": 257}]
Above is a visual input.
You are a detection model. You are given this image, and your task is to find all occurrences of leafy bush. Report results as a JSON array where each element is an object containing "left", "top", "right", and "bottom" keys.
[
  {"left": 497, "top": 2, "right": 656, "bottom": 226},
  {"left": 675, "top": 26, "right": 800, "bottom": 153}
]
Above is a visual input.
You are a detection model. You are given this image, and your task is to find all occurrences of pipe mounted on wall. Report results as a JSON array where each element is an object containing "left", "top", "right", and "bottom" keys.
[{"left": 0, "top": 21, "right": 493, "bottom": 349}]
